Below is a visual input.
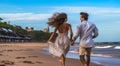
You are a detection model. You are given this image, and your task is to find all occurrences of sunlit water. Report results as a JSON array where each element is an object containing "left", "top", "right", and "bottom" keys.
[{"left": 42, "top": 44, "right": 120, "bottom": 66}]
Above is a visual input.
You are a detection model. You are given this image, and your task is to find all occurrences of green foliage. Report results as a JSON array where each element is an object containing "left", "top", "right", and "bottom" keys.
[
  {"left": 28, "top": 30, "right": 58, "bottom": 42},
  {"left": 0, "top": 20, "right": 27, "bottom": 35},
  {"left": 13, "top": 25, "right": 28, "bottom": 35},
  {"left": 0, "top": 17, "right": 58, "bottom": 42}
]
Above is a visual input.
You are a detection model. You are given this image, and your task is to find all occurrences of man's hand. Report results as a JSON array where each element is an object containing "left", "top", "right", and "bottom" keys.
[
  {"left": 92, "top": 35, "right": 96, "bottom": 39},
  {"left": 71, "top": 37, "right": 77, "bottom": 46}
]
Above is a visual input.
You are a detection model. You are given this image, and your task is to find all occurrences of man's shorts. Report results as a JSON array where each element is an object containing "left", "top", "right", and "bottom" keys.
[{"left": 79, "top": 46, "right": 92, "bottom": 55}]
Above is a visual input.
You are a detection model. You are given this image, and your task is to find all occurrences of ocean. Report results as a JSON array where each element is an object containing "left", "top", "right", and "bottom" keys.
[{"left": 42, "top": 43, "right": 120, "bottom": 66}]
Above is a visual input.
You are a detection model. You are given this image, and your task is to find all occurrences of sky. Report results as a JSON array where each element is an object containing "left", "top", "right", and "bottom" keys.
[{"left": 0, "top": 0, "right": 120, "bottom": 42}]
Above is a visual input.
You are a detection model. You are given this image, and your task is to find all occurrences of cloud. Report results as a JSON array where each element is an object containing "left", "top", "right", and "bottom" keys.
[
  {"left": 52, "top": 6, "right": 120, "bottom": 15},
  {"left": 1, "top": 6, "right": 120, "bottom": 21},
  {"left": 0, "top": 13, "right": 52, "bottom": 21}
]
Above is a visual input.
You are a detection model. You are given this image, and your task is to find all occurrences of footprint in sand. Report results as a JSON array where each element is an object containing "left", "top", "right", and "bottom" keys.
[
  {"left": 0, "top": 60, "right": 14, "bottom": 65},
  {"left": 22, "top": 61, "right": 43, "bottom": 64},
  {"left": 28, "top": 56, "right": 38, "bottom": 58},
  {"left": 0, "top": 64, "right": 6, "bottom": 66},
  {"left": 15, "top": 57, "right": 26, "bottom": 59},
  {"left": 2, "top": 50, "right": 13, "bottom": 52},
  {"left": 0, "top": 54, "right": 3, "bottom": 56},
  {"left": 36, "top": 61, "right": 43, "bottom": 64},
  {"left": 22, "top": 61, "right": 34, "bottom": 64}
]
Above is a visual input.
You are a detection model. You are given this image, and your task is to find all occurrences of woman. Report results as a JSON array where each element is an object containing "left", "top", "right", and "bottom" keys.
[{"left": 47, "top": 13, "right": 73, "bottom": 66}]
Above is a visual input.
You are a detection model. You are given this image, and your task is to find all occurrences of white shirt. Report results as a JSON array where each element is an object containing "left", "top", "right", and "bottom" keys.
[{"left": 74, "top": 21, "right": 98, "bottom": 48}]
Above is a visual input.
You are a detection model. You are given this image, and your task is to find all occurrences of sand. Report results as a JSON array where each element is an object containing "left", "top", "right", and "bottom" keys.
[{"left": 0, "top": 43, "right": 102, "bottom": 66}]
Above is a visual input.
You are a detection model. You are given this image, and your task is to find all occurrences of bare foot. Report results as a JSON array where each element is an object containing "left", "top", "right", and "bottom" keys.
[{"left": 84, "top": 64, "right": 87, "bottom": 66}]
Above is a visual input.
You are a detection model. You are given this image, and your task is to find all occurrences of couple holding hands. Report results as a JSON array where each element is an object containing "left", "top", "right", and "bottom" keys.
[{"left": 47, "top": 12, "right": 98, "bottom": 66}]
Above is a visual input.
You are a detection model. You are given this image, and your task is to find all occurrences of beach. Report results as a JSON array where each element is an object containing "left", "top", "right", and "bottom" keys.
[
  {"left": 67, "top": 43, "right": 120, "bottom": 66},
  {"left": 0, "top": 43, "right": 101, "bottom": 66}
]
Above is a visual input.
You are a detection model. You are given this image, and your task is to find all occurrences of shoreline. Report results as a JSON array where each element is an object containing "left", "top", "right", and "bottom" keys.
[
  {"left": 0, "top": 43, "right": 102, "bottom": 66},
  {"left": 43, "top": 43, "right": 120, "bottom": 66}
]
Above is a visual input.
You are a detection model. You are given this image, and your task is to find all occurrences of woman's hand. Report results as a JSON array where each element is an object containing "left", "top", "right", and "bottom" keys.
[
  {"left": 71, "top": 40, "right": 74, "bottom": 46},
  {"left": 47, "top": 40, "right": 52, "bottom": 44}
]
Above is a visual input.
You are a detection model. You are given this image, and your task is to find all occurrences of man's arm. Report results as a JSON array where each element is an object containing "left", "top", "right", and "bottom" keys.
[
  {"left": 93, "top": 25, "right": 99, "bottom": 39},
  {"left": 71, "top": 25, "right": 81, "bottom": 45},
  {"left": 69, "top": 24, "right": 73, "bottom": 41}
]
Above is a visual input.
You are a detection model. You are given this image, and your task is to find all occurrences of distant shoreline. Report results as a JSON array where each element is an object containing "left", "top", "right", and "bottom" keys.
[{"left": 75, "top": 42, "right": 120, "bottom": 44}]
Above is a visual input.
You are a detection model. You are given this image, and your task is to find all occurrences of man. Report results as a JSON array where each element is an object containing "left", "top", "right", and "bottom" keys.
[{"left": 71, "top": 12, "right": 98, "bottom": 66}]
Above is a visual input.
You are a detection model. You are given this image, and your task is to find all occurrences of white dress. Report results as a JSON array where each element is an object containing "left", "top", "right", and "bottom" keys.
[{"left": 49, "top": 32, "right": 70, "bottom": 57}]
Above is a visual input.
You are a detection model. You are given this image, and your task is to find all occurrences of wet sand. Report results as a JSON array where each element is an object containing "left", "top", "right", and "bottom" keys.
[
  {"left": 67, "top": 43, "right": 120, "bottom": 66},
  {"left": 0, "top": 43, "right": 101, "bottom": 66}
]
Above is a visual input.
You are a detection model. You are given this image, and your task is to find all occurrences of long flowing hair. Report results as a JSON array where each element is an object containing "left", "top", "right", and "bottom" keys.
[{"left": 47, "top": 13, "right": 67, "bottom": 28}]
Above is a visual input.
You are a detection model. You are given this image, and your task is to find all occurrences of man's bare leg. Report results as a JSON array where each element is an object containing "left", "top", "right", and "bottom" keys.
[
  {"left": 86, "top": 55, "right": 90, "bottom": 66},
  {"left": 80, "top": 55, "right": 87, "bottom": 66},
  {"left": 86, "top": 48, "right": 91, "bottom": 66}
]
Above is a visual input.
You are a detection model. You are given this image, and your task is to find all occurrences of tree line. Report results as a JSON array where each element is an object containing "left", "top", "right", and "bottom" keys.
[{"left": 0, "top": 18, "right": 57, "bottom": 43}]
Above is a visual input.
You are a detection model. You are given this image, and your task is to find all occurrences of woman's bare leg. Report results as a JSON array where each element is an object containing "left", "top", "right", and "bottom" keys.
[{"left": 60, "top": 54, "right": 65, "bottom": 66}]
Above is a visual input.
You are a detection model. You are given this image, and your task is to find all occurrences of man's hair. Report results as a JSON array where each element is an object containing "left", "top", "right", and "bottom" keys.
[{"left": 80, "top": 12, "right": 89, "bottom": 21}]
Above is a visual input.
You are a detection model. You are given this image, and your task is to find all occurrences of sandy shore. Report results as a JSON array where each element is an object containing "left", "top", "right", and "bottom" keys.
[{"left": 0, "top": 43, "right": 101, "bottom": 66}]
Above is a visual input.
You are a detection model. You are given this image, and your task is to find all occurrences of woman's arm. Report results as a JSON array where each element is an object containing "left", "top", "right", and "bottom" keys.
[
  {"left": 69, "top": 24, "right": 73, "bottom": 41},
  {"left": 48, "top": 28, "right": 57, "bottom": 42}
]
